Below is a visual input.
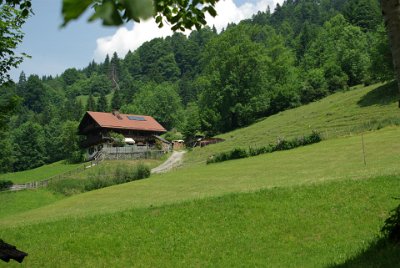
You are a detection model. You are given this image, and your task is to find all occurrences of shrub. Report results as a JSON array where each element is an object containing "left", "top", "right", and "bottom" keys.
[
  {"left": 305, "top": 130, "right": 322, "bottom": 144},
  {"left": 274, "top": 137, "right": 290, "bottom": 151},
  {"left": 133, "top": 163, "right": 151, "bottom": 180},
  {"left": 109, "top": 132, "right": 125, "bottom": 147},
  {"left": 0, "top": 180, "right": 13, "bottom": 191},
  {"left": 229, "top": 148, "right": 248, "bottom": 160},
  {"left": 248, "top": 146, "right": 269, "bottom": 157},
  {"left": 207, "top": 131, "right": 322, "bottom": 164},
  {"left": 48, "top": 163, "right": 151, "bottom": 195},
  {"left": 48, "top": 178, "right": 85, "bottom": 196},
  {"left": 207, "top": 148, "right": 247, "bottom": 164},
  {"left": 84, "top": 176, "right": 113, "bottom": 191}
]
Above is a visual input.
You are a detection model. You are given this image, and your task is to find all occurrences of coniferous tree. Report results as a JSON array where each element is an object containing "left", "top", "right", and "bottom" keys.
[
  {"left": 111, "top": 89, "right": 122, "bottom": 111},
  {"left": 110, "top": 52, "right": 121, "bottom": 88},
  {"left": 102, "top": 54, "right": 111, "bottom": 77},
  {"left": 84, "top": 60, "right": 98, "bottom": 77},
  {"left": 86, "top": 94, "right": 96, "bottom": 111},
  {"left": 20, "top": 75, "right": 46, "bottom": 113},
  {"left": 97, "top": 91, "right": 108, "bottom": 112},
  {"left": 12, "top": 121, "right": 46, "bottom": 171}
]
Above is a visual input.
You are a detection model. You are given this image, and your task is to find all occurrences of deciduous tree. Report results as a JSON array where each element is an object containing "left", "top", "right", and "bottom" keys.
[
  {"left": 60, "top": 120, "right": 83, "bottom": 163},
  {"left": 0, "top": 2, "right": 30, "bottom": 84},
  {"left": 121, "top": 82, "right": 183, "bottom": 129}
]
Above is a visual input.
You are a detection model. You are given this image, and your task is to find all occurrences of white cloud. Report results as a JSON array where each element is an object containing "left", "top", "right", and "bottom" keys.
[
  {"left": 94, "top": 20, "right": 173, "bottom": 61},
  {"left": 94, "top": 0, "right": 284, "bottom": 61}
]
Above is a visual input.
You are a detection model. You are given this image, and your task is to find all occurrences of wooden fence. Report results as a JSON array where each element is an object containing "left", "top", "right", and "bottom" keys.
[
  {"left": 8, "top": 164, "right": 88, "bottom": 191},
  {"left": 5, "top": 149, "right": 166, "bottom": 192},
  {"left": 102, "top": 150, "right": 165, "bottom": 160}
]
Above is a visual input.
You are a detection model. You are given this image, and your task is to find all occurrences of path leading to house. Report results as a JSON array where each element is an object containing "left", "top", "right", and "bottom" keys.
[{"left": 151, "top": 151, "right": 186, "bottom": 174}]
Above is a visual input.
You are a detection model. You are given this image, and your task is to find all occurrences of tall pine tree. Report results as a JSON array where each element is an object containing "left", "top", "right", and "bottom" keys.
[
  {"left": 97, "top": 91, "right": 108, "bottom": 112},
  {"left": 111, "top": 89, "right": 122, "bottom": 111},
  {"left": 86, "top": 94, "right": 97, "bottom": 111}
]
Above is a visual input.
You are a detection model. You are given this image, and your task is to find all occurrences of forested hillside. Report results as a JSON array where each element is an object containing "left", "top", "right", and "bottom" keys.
[{"left": 0, "top": 0, "right": 393, "bottom": 173}]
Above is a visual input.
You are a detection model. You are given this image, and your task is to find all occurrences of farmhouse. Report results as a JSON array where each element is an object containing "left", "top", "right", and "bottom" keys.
[{"left": 78, "top": 111, "right": 169, "bottom": 159}]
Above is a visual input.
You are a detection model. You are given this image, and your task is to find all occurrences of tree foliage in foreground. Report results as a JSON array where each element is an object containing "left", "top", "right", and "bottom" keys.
[
  {"left": 61, "top": 0, "right": 218, "bottom": 31},
  {"left": 0, "top": 1, "right": 31, "bottom": 85}
]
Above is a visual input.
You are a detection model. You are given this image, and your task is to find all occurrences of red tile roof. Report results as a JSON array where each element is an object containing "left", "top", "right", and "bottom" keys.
[{"left": 87, "top": 111, "right": 166, "bottom": 132}]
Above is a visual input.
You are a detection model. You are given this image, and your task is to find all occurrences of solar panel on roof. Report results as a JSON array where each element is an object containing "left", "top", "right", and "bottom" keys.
[{"left": 127, "top": 116, "right": 146, "bottom": 121}]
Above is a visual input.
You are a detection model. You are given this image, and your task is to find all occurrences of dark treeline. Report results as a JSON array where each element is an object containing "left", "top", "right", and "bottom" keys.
[{"left": 0, "top": 0, "right": 394, "bottom": 173}]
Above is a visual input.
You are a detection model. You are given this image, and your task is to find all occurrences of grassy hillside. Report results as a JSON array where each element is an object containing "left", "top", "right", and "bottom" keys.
[
  {"left": 1, "top": 176, "right": 399, "bottom": 267},
  {"left": 1, "top": 82, "right": 400, "bottom": 266},
  {"left": 1, "top": 126, "right": 399, "bottom": 227},
  {"left": 76, "top": 93, "right": 113, "bottom": 108},
  {"left": 0, "top": 159, "right": 165, "bottom": 185},
  {"left": 0, "top": 189, "right": 62, "bottom": 219},
  {"left": 185, "top": 82, "right": 400, "bottom": 166},
  {"left": 0, "top": 159, "right": 163, "bottom": 219},
  {"left": 0, "top": 161, "right": 84, "bottom": 184}
]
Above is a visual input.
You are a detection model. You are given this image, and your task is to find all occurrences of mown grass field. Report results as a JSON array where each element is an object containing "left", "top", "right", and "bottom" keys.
[
  {"left": 184, "top": 82, "right": 400, "bottom": 166},
  {"left": 1, "top": 126, "right": 399, "bottom": 226},
  {"left": 1, "top": 82, "right": 400, "bottom": 266},
  {"left": 0, "top": 161, "right": 84, "bottom": 184},
  {"left": 1, "top": 176, "right": 400, "bottom": 267},
  {"left": 0, "top": 189, "right": 62, "bottom": 219}
]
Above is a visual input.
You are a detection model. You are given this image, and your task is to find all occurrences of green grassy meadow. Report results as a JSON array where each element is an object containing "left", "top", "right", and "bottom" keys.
[
  {"left": 184, "top": 82, "right": 400, "bottom": 166},
  {"left": 0, "top": 159, "right": 163, "bottom": 185},
  {"left": 76, "top": 93, "right": 113, "bottom": 108},
  {"left": 0, "top": 189, "right": 62, "bottom": 219},
  {"left": 1, "top": 82, "right": 400, "bottom": 266},
  {"left": 0, "top": 161, "right": 84, "bottom": 184},
  {"left": 1, "top": 126, "right": 399, "bottom": 227},
  {"left": 1, "top": 176, "right": 400, "bottom": 267}
]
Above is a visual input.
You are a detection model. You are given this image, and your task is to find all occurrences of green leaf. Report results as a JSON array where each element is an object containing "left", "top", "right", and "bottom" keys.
[
  {"left": 61, "top": 0, "right": 92, "bottom": 26},
  {"left": 207, "top": 6, "right": 217, "bottom": 17},
  {"left": 121, "top": 0, "right": 154, "bottom": 21},
  {"left": 89, "top": 1, "right": 123, "bottom": 26}
]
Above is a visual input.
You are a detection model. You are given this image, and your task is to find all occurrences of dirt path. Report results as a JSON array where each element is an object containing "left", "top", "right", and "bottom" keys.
[{"left": 151, "top": 151, "right": 186, "bottom": 174}]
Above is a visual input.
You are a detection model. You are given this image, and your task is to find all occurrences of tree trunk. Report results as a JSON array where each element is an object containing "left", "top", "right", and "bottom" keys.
[{"left": 381, "top": 0, "right": 400, "bottom": 107}]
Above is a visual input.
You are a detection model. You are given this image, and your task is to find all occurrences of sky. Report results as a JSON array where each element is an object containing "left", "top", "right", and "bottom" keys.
[{"left": 10, "top": 0, "right": 284, "bottom": 82}]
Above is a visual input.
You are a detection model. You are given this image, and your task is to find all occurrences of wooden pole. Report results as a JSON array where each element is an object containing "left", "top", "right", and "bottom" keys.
[{"left": 362, "top": 133, "right": 367, "bottom": 166}]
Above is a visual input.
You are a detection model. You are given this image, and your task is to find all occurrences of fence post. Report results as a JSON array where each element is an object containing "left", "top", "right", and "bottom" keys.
[{"left": 361, "top": 133, "right": 367, "bottom": 166}]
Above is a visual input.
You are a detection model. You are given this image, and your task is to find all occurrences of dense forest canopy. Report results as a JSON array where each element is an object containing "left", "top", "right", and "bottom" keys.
[{"left": 0, "top": 0, "right": 394, "bottom": 173}]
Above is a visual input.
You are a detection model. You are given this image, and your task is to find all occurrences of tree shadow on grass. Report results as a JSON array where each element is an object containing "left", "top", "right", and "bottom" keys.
[
  {"left": 357, "top": 81, "right": 399, "bottom": 107},
  {"left": 328, "top": 238, "right": 400, "bottom": 268}
]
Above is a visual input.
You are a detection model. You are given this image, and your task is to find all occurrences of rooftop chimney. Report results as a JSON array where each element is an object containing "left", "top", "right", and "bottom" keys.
[{"left": 112, "top": 110, "right": 123, "bottom": 120}]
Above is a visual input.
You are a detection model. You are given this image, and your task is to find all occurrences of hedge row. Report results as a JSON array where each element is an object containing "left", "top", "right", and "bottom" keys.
[{"left": 207, "top": 131, "right": 322, "bottom": 164}]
